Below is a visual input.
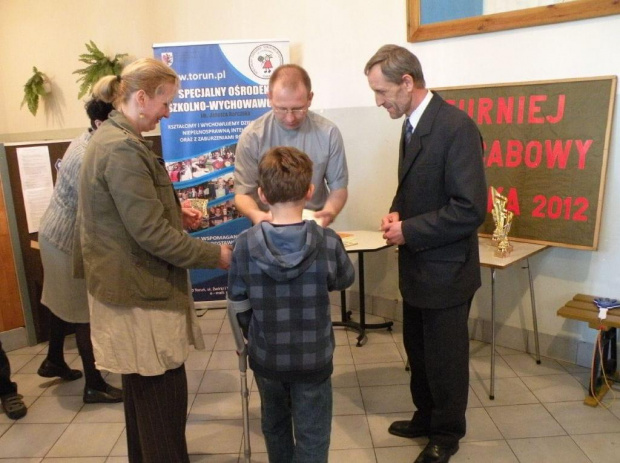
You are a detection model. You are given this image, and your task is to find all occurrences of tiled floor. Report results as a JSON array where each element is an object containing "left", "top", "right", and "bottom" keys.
[{"left": 2, "top": 307, "right": 620, "bottom": 462}]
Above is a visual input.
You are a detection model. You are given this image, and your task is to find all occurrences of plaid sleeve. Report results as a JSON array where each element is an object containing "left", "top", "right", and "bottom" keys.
[{"left": 327, "top": 232, "right": 355, "bottom": 292}]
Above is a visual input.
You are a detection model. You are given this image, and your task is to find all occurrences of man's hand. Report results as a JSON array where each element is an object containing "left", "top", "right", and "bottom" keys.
[
  {"left": 218, "top": 244, "right": 233, "bottom": 270},
  {"left": 313, "top": 209, "right": 336, "bottom": 227},
  {"left": 380, "top": 212, "right": 405, "bottom": 245},
  {"left": 181, "top": 202, "right": 203, "bottom": 230},
  {"left": 235, "top": 194, "right": 273, "bottom": 224}
]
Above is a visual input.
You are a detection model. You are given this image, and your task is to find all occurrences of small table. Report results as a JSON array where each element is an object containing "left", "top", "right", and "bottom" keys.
[
  {"left": 334, "top": 230, "right": 393, "bottom": 346},
  {"left": 478, "top": 236, "right": 549, "bottom": 399}
]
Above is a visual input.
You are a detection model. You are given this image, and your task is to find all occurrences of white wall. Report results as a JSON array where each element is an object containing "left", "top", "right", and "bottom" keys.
[{"left": 1, "top": 1, "right": 619, "bottom": 347}]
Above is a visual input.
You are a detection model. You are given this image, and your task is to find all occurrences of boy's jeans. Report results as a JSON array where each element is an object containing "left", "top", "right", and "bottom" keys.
[{"left": 255, "top": 375, "right": 332, "bottom": 463}]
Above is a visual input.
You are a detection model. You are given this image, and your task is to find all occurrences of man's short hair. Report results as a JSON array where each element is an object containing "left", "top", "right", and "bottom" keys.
[
  {"left": 269, "top": 64, "right": 312, "bottom": 94},
  {"left": 258, "top": 146, "right": 313, "bottom": 205},
  {"left": 364, "top": 44, "right": 426, "bottom": 89}
]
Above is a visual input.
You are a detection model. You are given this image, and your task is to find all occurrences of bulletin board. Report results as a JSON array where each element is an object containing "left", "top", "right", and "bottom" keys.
[
  {"left": 435, "top": 76, "right": 617, "bottom": 250},
  {"left": 0, "top": 137, "right": 163, "bottom": 343}
]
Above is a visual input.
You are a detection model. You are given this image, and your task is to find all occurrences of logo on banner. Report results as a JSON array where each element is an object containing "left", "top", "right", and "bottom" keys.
[
  {"left": 249, "top": 44, "right": 284, "bottom": 79},
  {"left": 160, "top": 52, "right": 174, "bottom": 66}
]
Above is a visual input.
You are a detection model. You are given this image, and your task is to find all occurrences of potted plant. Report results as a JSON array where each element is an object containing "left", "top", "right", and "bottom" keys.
[
  {"left": 21, "top": 66, "right": 51, "bottom": 116},
  {"left": 73, "top": 40, "right": 127, "bottom": 99}
]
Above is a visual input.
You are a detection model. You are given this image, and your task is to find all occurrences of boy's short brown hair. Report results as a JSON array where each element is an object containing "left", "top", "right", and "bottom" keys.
[{"left": 258, "top": 146, "right": 313, "bottom": 205}]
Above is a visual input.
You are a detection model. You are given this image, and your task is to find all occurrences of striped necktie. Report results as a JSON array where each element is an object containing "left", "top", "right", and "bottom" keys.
[{"left": 405, "top": 118, "right": 413, "bottom": 145}]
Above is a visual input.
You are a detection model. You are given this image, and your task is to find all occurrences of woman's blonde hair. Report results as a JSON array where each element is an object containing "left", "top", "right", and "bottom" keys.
[{"left": 92, "top": 57, "right": 179, "bottom": 107}]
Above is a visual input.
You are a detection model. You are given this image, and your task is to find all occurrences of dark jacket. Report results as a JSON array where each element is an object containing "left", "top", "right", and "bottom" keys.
[{"left": 393, "top": 92, "right": 487, "bottom": 308}]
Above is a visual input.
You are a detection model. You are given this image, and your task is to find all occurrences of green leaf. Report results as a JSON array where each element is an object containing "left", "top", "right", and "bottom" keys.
[
  {"left": 73, "top": 41, "right": 128, "bottom": 99},
  {"left": 21, "top": 66, "right": 47, "bottom": 116}
]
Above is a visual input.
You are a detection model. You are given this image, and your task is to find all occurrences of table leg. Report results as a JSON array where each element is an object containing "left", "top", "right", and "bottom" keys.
[
  {"left": 524, "top": 258, "right": 541, "bottom": 364},
  {"left": 356, "top": 252, "right": 393, "bottom": 340},
  {"left": 490, "top": 268, "right": 496, "bottom": 400},
  {"left": 333, "top": 290, "right": 366, "bottom": 346}
]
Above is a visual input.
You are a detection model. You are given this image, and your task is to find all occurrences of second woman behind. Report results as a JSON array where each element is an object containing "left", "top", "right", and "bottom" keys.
[{"left": 38, "top": 98, "right": 122, "bottom": 404}]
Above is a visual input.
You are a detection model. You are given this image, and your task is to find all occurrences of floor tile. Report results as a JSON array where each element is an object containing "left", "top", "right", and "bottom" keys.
[
  {"left": 198, "top": 368, "right": 249, "bottom": 393},
  {"left": 186, "top": 369, "right": 206, "bottom": 394},
  {"left": 330, "top": 415, "right": 373, "bottom": 450},
  {"left": 72, "top": 402, "right": 125, "bottom": 424},
  {"left": 0, "top": 423, "right": 68, "bottom": 458},
  {"left": 6, "top": 353, "right": 35, "bottom": 372},
  {"left": 19, "top": 396, "right": 83, "bottom": 424},
  {"left": 545, "top": 401, "right": 620, "bottom": 435},
  {"left": 8, "top": 343, "right": 48, "bottom": 356},
  {"left": 571, "top": 431, "right": 620, "bottom": 463},
  {"left": 329, "top": 448, "right": 377, "bottom": 463},
  {"left": 470, "top": 377, "right": 539, "bottom": 407},
  {"left": 331, "top": 364, "right": 359, "bottom": 388},
  {"left": 197, "top": 308, "right": 226, "bottom": 320},
  {"left": 470, "top": 339, "right": 494, "bottom": 357},
  {"left": 375, "top": 445, "right": 426, "bottom": 463},
  {"left": 197, "top": 318, "right": 224, "bottom": 334},
  {"left": 188, "top": 392, "right": 243, "bottom": 421},
  {"left": 185, "top": 349, "right": 212, "bottom": 371},
  {"left": 108, "top": 430, "right": 127, "bottom": 457},
  {"left": 46, "top": 423, "right": 124, "bottom": 458},
  {"left": 486, "top": 404, "right": 566, "bottom": 439},
  {"left": 214, "top": 333, "right": 237, "bottom": 351},
  {"left": 186, "top": 420, "right": 244, "bottom": 454},
  {"left": 200, "top": 334, "right": 218, "bottom": 351},
  {"left": 501, "top": 353, "right": 566, "bottom": 377},
  {"left": 507, "top": 435, "right": 591, "bottom": 462},
  {"left": 360, "top": 384, "right": 414, "bottom": 414},
  {"left": 468, "top": 385, "right": 483, "bottom": 408},
  {"left": 206, "top": 350, "right": 238, "bottom": 370},
  {"left": 351, "top": 342, "right": 402, "bottom": 365},
  {"left": 462, "top": 407, "right": 503, "bottom": 442},
  {"left": 188, "top": 454, "right": 239, "bottom": 463},
  {"left": 9, "top": 374, "right": 55, "bottom": 398},
  {"left": 333, "top": 327, "right": 351, "bottom": 346},
  {"left": 355, "top": 362, "right": 409, "bottom": 387},
  {"left": 520, "top": 373, "right": 588, "bottom": 403},
  {"left": 42, "top": 458, "right": 106, "bottom": 462},
  {"left": 469, "top": 355, "right": 517, "bottom": 381},
  {"left": 450, "top": 440, "right": 519, "bottom": 462},
  {"left": 333, "top": 387, "right": 365, "bottom": 416},
  {"left": 333, "top": 344, "right": 353, "bottom": 365}
]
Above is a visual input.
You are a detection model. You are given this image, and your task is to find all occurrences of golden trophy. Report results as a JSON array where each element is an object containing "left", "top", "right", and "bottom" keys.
[{"left": 491, "top": 186, "right": 513, "bottom": 257}]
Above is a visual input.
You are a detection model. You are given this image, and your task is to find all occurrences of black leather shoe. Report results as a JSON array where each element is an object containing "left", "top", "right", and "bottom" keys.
[
  {"left": 388, "top": 420, "right": 429, "bottom": 438},
  {"left": 83, "top": 384, "right": 123, "bottom": 404},
  {"left": 414, "top": 442, "right": 459, "bottom": 463},
  {"left": 37, "top": 359, "right": 83, "bottom": 381}
]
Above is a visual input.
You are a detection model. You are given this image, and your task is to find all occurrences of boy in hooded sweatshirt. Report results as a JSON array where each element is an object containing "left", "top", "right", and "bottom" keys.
[{"left": 227, "top": 146, "right": 355, "bottom": 463}]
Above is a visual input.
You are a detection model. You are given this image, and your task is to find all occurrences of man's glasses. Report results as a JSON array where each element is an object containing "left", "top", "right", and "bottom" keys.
[{"left": 272, "top": 107, "right": 308, "bottom": 116}]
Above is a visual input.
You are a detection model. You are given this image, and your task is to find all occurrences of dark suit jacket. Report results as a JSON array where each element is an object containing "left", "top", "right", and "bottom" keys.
[{"left": 391, "top": 92, "right": 487, "bottom": 308}]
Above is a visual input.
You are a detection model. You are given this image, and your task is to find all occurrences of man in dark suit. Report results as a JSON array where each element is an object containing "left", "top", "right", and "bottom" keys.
[{"left": 365, "top": 45, "right": 487, "bottom": 463}]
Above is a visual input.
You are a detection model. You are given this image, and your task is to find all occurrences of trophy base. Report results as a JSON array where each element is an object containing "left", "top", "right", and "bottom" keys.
[{"left": 494, "top": 245, "right": 513, "bottom": 258}]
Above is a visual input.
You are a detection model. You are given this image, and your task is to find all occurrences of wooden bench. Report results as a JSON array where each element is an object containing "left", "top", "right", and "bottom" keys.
[{"left": 557, "top": 294, "right": 620, "bottom": 406}]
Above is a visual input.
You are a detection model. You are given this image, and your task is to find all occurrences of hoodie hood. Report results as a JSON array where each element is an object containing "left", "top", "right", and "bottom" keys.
[{"left": 248, "top": 220, "right": 324, "bottom": 282}]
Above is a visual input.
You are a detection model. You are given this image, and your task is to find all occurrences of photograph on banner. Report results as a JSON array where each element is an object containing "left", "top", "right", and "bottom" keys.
[
  {"left": 153, "top": 40, "right": 290, "bottom": 305},
  {"left": 435, "top": 76, "right": 616, "bottom": 250}
]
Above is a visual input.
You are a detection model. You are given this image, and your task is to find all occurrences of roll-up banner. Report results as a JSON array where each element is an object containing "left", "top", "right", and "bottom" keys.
[{"left": 153, "top": 40, "right": 290, "bottom": 307}]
